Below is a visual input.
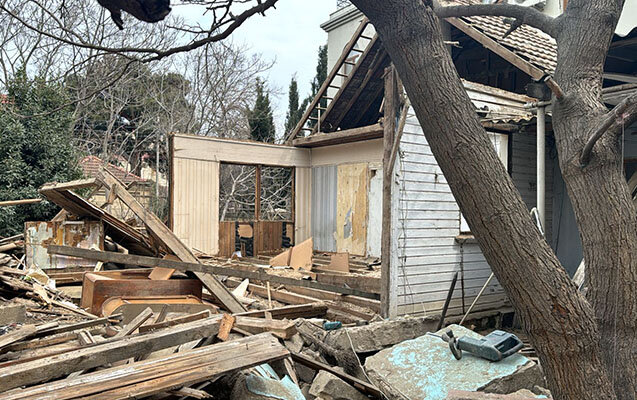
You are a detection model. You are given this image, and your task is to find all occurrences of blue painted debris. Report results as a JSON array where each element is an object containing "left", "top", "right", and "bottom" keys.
[
  {"left": 364, "top": 324, "right": 534, "bottom": 400},
  {"left": 245, "top": 374, "right": 305, "bottom": 400}
]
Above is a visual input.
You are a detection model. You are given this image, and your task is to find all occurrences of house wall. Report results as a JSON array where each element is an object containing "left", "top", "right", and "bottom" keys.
[
  {"left": 309, "top": 139, "right": 383, "bottom": 257},
  {"left": 392, "top": 107, "right": 507, "bottom": 318},
  {"left": 170, "top": 134, "right": 311, "bottom": 254}
]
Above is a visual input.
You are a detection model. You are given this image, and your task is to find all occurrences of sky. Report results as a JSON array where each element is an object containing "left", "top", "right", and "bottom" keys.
[{"left": 174, "top": 1, "right": 336, "bottom": 135}]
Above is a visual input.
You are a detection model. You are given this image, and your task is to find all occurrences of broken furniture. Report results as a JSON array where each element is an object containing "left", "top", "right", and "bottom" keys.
[{"left": 80, "top": 271, "right": 202, "bottom": 315}]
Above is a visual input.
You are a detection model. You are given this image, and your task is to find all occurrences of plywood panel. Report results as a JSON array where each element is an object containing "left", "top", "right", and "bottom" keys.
[
  {"left": 172, "top": 158, "right": 219, "bottom": 255},
  {"left": 336, "top": 163, "right": 368, "bottom": 256}
]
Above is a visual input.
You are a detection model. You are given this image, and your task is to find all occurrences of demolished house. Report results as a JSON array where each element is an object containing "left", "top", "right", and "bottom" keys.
[
  {"left": 169, "top": 1, "right": 636, "bottom": 321},
  {"left": 0, "top": 0, "right": 635, "bottom": 399}
]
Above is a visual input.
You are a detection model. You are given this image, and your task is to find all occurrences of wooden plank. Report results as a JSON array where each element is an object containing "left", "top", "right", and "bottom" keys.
[
  {"left": 291, "top": 351, "right": 382, "bottom": 399},
  {"left": 0, "top": 315, "right": 224, "bottom": 392},
  {"left": 39, "top": 178, "right": 97, "bottom": 192},
  {"left": 233, "top": 316, "right": 297, "bottom": 340},
  {"left": 269, "top": 249, "right": 291, "bottom": 267},
  {"left": 316, "top": 272, "right": 380, "bottom": 294},
  {"left": 283, "top": 286, "right": 380, "bottom": 312},
  {"left": 293, "top": 123, "right": 384, "bottom": 148},
  {"left": 0, "top": 198, "right": 41, "bottom": 207},
  {"left": 326, "top": 252, "right": 350, "bottom": 273},
  {"left": 217, "top": 314, "right": 236, "bottom": 341},
  {"left": 34, "top": 316, "right": 117, "bottom": 338},
  {"left": 114, "top": 307, "right": 154, "bottom": 338},
  {"left": 139, "top": 310, "right": 211, "bottom": 333},
  {"left": 233, "top": 303, "right": 328, "bottom": 320},
  {"left": 0, "top": 325, "right": 37, "bottom": 352},
  {"left": 5, "top": 333, "right": 288, "bottom": 400},
  {"left": 97, "top": 169, "right": 245, "bottom": 313},
  {"left": 48, "top": 245, "right": 380, "bottom": 300}
]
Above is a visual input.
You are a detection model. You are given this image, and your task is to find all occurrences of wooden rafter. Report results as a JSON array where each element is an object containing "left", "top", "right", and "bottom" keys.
[{"left": 284, "top": 18, "right": 372, "bottom": 144}]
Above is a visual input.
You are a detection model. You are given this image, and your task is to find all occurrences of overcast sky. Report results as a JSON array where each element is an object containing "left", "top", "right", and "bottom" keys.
[{"left": 174, "top": 2, "right": 336, "bottom": 135}]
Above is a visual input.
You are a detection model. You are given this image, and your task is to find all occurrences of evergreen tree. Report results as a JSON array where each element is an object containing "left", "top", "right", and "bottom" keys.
[
  {"left": 301, "top": 45, "right": 329, "bottom": 128},
  {"left": 284, "top": 77, "right": 303, "bottom": 135},
  {"left": 0, "top": 70, "right": 82, "bottom": 236},
  {"left": 248, "top": 79, "right": 275, "bottom": 143}
]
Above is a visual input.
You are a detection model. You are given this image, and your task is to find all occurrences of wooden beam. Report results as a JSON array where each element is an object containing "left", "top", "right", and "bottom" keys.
[
  {"left": 382, "top": 66, "right": 399, "bottom": 319},
  {"left": 293, "top": 123, "right": 383, "bottom": 148},
  {"left": 285, "top": 18, "right": 371, "bottom": 143},
  {"left": 0, "top": 315, "right": 224, "bottom": 392},
  {"left": 0, "top": 198, "right": 41, "bottom": 207},
  {"left": 48, "top": 245, "right": 380, "bottom": 300},
  {"left": 233, "top": 303, "right": 328, "bottom": 319},
  {"left": 96, "top": 169, "right": 246, "bottom": 313},
  {"left": 446, "top": 17, "right": 546, "bottom": 81},
  {"left": 39, "top": 178, "right": 97, "bottom": 192},
  {"left": 5, "top": 333, "right": 288, "bottom": 400}
]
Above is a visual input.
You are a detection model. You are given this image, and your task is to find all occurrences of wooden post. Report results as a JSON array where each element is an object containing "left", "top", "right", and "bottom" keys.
[{"left": 381, "top": 65, "right": 399, "bottom": 318}]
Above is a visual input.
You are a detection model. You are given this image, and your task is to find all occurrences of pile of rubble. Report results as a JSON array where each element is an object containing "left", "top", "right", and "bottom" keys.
[{"left": 0, "top": 171, "right": 554, "bottom": 399}]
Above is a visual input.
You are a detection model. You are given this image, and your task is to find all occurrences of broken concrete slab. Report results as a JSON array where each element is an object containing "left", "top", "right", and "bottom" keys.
[
  {"left": 309, "top": 370, "right": 368, "bottom": 400},
  {"left": 324, "top": 316, "right": 438, "bottom": 353},
  {"left": 364, "top": 324, "right": 536, "bottom": 400},
  {"left": 230, "top": 373, "right": 305, "bottom": 400},
  {"left": 0, "top": 304, "right": 26, "bottom": 325},
  {"left": 480, "top": 361, "right": 544, "bottom": 394},
  {"left": 284, "top": 333, "right": 305, "bottom": 354},
  {"left": 446, "top": 389, "right": 549, "bottom": 399}
]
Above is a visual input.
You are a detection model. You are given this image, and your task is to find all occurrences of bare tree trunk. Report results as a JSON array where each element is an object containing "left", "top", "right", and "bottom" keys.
[
  {"left": 552, "top": 1, "right": 637, "bottom": 396},
  {"left": 349, "top": 0, "right": 617, "bottom": 398}
]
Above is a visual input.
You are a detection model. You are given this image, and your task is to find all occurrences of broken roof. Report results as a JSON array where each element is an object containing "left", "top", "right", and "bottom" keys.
[
  {"left": 80, "top": 155, "right": 145, "bottom": 185},
  {"left": 444, "top": 0, "right": 557, "bottom": 76}
]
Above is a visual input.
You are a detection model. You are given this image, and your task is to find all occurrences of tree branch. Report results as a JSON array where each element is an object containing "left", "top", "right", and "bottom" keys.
[
  {"left": 434, "top": 3, "right": 558, "bottom": 38},
  {"left": 580, "top": 92, "right": 637, "bottom": 166}
]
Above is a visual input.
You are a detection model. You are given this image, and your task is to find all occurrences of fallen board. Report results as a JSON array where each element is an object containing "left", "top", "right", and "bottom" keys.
[
  {"left": 48, "top": 245, "right": 380, "bottom": 300},
  {"left": 4, "top": 333, "right": 288, "bottom": 400},
  {"left": 0, "top": 315, "right": 223, "bottom": 392}
]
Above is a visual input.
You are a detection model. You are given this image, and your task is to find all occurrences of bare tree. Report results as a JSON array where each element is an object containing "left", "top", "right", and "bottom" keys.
[{"left": 348, "top": 0, "right": 636, "bottom": 399}]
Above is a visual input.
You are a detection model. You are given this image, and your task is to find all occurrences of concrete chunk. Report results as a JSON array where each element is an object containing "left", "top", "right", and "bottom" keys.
[
  {"left": 364, "top": 324, "right": 535, "bottom": 400},
  {"left": 0, "top": 304, "right": 26, "bottom": 325},
  {"left": 324, "top": 316, "right": 438, "bottom": 353},
  {"left": 309, "top": 371, "right": 367, "bottom": 400},
  {"left": 447, "top": 389, "right": 549, "bottom": 399}
]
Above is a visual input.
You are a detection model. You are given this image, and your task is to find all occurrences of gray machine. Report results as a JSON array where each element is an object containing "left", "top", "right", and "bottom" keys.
[{"left": 443, "top": 329, "right": 524, "bottom": 362}]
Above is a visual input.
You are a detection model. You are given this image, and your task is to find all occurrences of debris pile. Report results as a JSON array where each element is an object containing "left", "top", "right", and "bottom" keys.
[{"left": 0, "top": 173, "right": 553, "bottom": 399}]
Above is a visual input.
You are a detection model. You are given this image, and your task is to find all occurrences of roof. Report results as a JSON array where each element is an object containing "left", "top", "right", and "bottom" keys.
[
  {"left": 80, "top": 155, "right": 145, "bottom": 185},
  {"left": 444, "top": 0, "right": 557, "bottom": 75}
]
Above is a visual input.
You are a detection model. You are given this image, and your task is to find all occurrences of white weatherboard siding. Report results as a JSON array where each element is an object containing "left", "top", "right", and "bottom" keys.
[
  {"left": 394, "top": 107, "right": 507, "bottom": 317},
  {"left": 510, "top": 131, "right": 554, "bottom": 242}
]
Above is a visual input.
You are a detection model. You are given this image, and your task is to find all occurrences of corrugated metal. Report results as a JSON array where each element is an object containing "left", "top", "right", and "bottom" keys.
[
  {"left": 311, "top": 165, "right": 337, "bottom": 252},
  {"left": 172, "top": 157, "right": 219, "bottom": 255},
  {"left": 394, "top": 106, "right": 507, "bottom": 318},
  {"left": 295, "top": 167, "right": 312, "bottom": 244}
]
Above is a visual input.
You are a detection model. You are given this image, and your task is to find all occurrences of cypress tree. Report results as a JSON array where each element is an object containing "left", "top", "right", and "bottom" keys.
[
  {"left": 248, "top": 79, "right": 275, "bottom": 143},
  {"left": 284, "top": 77, "right": 303, "bottom": 135},
  {"left": 301, "top": 45, "right": 329, "bottom": 128}
]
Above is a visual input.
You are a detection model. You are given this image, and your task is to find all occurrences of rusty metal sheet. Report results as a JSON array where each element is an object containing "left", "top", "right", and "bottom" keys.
[{"left": 25, "top": 221, "right": 104, "bottom": 270}]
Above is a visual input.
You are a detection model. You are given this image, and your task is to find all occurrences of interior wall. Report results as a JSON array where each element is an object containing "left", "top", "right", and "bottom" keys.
[{"left": 172, "top": 157, "right": 220, "bottom": 255}]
